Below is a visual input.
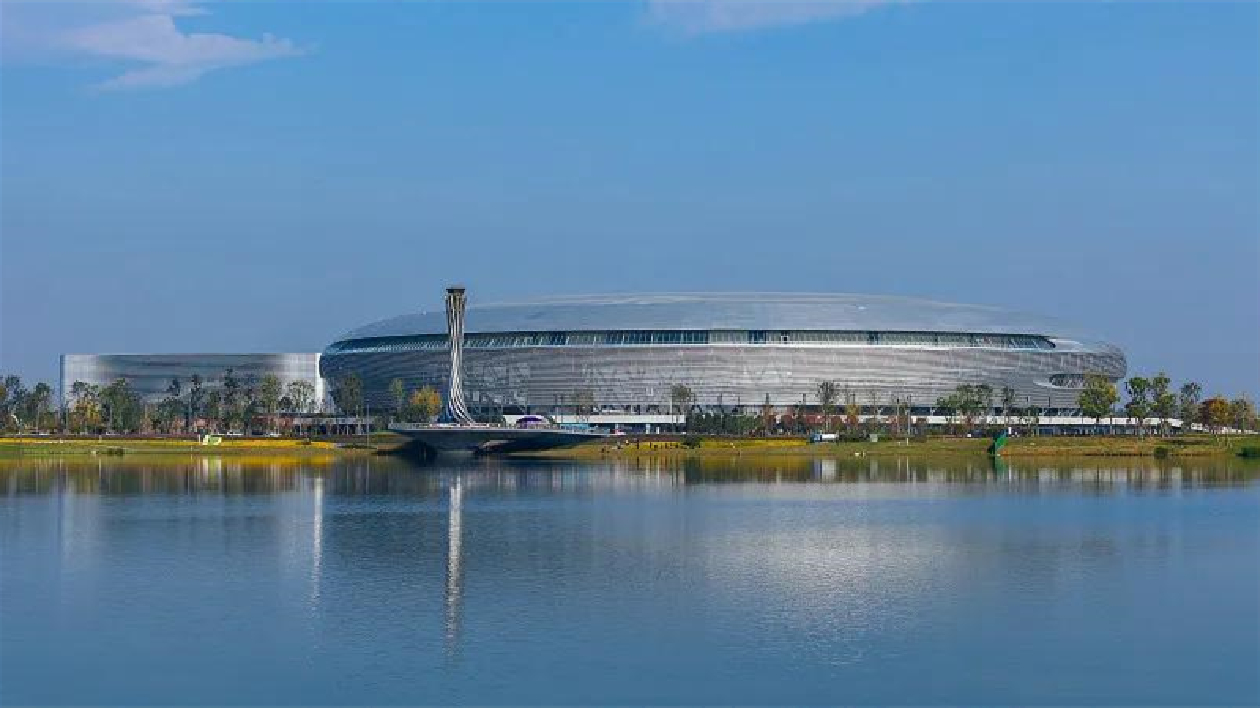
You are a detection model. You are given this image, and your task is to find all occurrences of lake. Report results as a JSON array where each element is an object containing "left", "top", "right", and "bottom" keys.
[{"left": 2, "top": 453, "right": 1258, "bottom": 705}]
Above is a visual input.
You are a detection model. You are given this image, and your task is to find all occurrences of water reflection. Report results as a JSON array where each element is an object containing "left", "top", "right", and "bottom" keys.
[
  {"left": 445, "top": 476, "right": 463, "bottom": 655},
  {"left": 1, "top": 452, "right": 1257, "bottom": 497},
  {"left": 310, "top": 474, "right": 324, "bottom": 611},
  {"left": 1, "top": 453, "right": 1257, "bottom": 705},
  {"left": 660, "top": 452, "right": 1260, "bottom": 489}
]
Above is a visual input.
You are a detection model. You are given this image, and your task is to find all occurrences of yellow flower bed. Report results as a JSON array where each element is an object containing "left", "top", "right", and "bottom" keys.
[{"left": 0, "top": 437, "right": 337, "bottom": 450}]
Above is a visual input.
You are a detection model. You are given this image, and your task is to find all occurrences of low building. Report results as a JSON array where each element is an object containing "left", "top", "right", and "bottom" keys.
[{"left": 59, "top": 353, "right": 326, "bottom": 410}]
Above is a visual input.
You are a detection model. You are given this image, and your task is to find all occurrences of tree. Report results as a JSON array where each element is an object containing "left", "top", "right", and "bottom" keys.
[
  {"left": 975, "top": 384, "right": 994, "bottom": 426},
  {"left": 156, "top": 396, "right": 184, "bottom": 433},
  {"left": 866, "top": 390, "right": 884, "bottom": 434},
  {"left": 1000, "top": 386, "right": 1017, "bottom": 426},
  {"left": 69, "top": 381, "right": 102, "bottom": 433},
  {"left": 238, "top": 374, "right": 260, "bottom": 433},
  {"left": 241, "top": 396, "right": 262, "bottom": 434},
  {"left": 332, "top": 374, "right": 363, "bottom": 416},
  {"left": 188, "top": 374, "right": 205, "bottom": 430},
  {"left": 1230, "top": 397, "right": 1256, "bottom": 433},
  {"left": 937, "top": 385, "right": 985, "bottom": 432},
  {"left": 389, "top": 378, "right": 406, "bottom": 420},
  {"left": 760, "top": 394, "right": 776, "bottom": 436},
  {"left": 844, "top": 401, "right": 860, "bottom": 432},
  {"left": 1078, "top": 374, "right": 1118, "bottom": 432},
  {"left": 713, "top": 394, "right": 729, "bottom": 435},
  {"left": 166, "top": 377, "right": 183, "bottom": 405},
  {"left": 571, "top": 388, "right": 596, "bottom": 418},
  {"left": 1124, "top": 376, "right": 1151, "bottom": 437},
  {"left": 2, "top": 376, "right": 26, "bottom": 430},
  {"left": 220, "top": 368, "right": 242, "bottom": 431},
  {"left": 791, "top": 396, "right": 808, "bottom": 434},
  {"left": 962, "top": 386, "right": 985, "bottom": 427},
  {"left": 203, "top": 390, "right": 223, "bottom": 432},
  {"left": 408, "top": 386, "right": 443, "bottom": 423},
  {"left": 1200, "top": 397, "right": 1231, "bottom": 435},
  {"left": 1023, "top": 399, "right": 1042, "bottom": 437},
  {"left": 26, "top": 382, "right": 53, "bottom": 432},
  {"left": 816, "top": 380, "right": 838, "bottom": 432},
  {"left": 1179, "top": 382, "right": 1203, "bottom": 432},
  {"left": 687, "top": 408, "right": 758, "bottom": 436},
  {"left": 258, "top": 375, "right": 282, "bottom": 432},
  {"left": 163, "top": 377, "right": 184, "bottom": 433},
  {"left": 670, "top": 384, "right": 694, "bottom": 416},
  {"left": 936, "top": 391, "right": 959, "bottom": 432},
  {"left": 286, "top": 380, "right": 315, "bottom": 415},
  {"left": 1150, "top": 372, "right": 1175, "bottom": 436},
  {"left": 99, "top": 378, "right": 142, "bottom": 433}
]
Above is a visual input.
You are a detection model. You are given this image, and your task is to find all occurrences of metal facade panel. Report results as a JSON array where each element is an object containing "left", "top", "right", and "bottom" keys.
[{"left": 321, "top": 344, "right": 1126, "bottom": 413}]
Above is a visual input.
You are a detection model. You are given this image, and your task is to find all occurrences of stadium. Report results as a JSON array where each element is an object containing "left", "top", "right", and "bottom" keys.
[{"left": 320, "top": 293, "right": 1127, "bottom": 424}]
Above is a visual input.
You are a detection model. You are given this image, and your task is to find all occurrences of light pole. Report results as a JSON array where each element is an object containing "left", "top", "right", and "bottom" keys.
[{"left": 904, "top": 395, "right": 912, "bottom": 445}]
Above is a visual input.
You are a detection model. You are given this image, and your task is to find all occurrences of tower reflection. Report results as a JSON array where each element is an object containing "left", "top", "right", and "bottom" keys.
[
  {"left": 444, "top": 476, "right": 463, "bottom": 655},
  {"left": 309, "top": 475, "right": 324, "bottom": 611}
]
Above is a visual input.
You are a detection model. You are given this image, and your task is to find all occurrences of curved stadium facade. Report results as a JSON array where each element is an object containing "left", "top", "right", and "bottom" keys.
[{"left": 321, "top": 293, "right": 1126, "bottom": 417}]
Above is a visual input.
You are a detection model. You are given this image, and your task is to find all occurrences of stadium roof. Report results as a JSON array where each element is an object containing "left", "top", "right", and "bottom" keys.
[{"left": 334, "top": 293, "right": 1104, "bottom": 344}]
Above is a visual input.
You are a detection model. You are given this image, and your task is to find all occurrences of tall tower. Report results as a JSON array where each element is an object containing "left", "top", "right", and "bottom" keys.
[{"left": 440, "top": 286, "right": 476, "bottom": 425}]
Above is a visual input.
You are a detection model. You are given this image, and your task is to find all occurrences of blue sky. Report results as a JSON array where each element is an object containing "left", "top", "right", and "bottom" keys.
[{"left": 2, "top": 1, "right": 1257, "bottom": 397}]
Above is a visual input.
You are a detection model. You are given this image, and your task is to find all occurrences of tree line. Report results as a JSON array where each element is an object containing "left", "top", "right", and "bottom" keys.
[
  {"left": 1077, "top": 373, "right": 1257, "bottom": 435},
  {"left": 328, "top": 374, "right": 443, "bottom": 424},
  {"left": 5, "top": 368, "right": 1256, "bottom": 436},
  {"left": 0, "top": 371, "right": 321, "bottom": 435},
  {"left": 666, "top": 375, "right": 1258, "bottom": 437},
  {"left": 0, "top": 376, "right": 54, "bottom": 431}
]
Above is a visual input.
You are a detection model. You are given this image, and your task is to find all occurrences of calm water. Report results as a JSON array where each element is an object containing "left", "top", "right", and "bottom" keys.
[{"left": 2, "top": 453, "right": 1258, "bottom": 706}]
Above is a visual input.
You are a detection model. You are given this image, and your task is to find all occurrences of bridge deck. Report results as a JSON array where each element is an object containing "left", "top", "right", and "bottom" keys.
[{"left": 389, "top": 424, "right": 607, "bottom": 454}]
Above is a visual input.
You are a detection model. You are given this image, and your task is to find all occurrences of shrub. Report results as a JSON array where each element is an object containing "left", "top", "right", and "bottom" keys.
[
  {"left": 1238, "top": 445, "right": 1260, "bottom": 459},
  {"left": 1153, "top": 445, "right": 1171, "bottom": 459},
  {"left": 682, "top": 435, "right": 704, "bottom": 449}
]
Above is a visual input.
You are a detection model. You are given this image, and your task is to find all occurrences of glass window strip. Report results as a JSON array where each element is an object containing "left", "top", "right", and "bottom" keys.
[{"left": 328, "top": 330, "right": 1055, "bottom": 354}]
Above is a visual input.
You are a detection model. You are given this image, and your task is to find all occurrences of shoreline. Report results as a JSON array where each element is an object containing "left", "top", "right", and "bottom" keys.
[
  {"left": 530, "top": 434, "right": 1255, "bottom": 460},
  {"left": 1, "top": 433, "right": 1253, "bottom": 460}
]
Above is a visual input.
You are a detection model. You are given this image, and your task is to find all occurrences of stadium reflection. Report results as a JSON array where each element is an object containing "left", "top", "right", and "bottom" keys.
[{"left": 2, "top": 452, "right": 1256, "bottom": 660}]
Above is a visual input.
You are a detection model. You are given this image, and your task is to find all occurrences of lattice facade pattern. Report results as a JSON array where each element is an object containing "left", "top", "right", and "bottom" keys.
[
  {"left": 324, "top": 334, "right": 1123, "bottom": 419},
  {"left": 439, "top": 287, "right": 476, "bottom": 425},
  {"left": 323, "top": 293, "right": 1126, "bottom": 415}
]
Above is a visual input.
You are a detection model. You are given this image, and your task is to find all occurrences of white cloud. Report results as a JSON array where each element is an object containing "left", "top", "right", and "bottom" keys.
[
  {"left": 64, "top": 12, "right": 301, "bottom": 90},
  {"left": 646, "top": 0, "right": 903, "bottom": 34},
  {"left": 1, "top": 0, "right": 302, "bottom": 91}
]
